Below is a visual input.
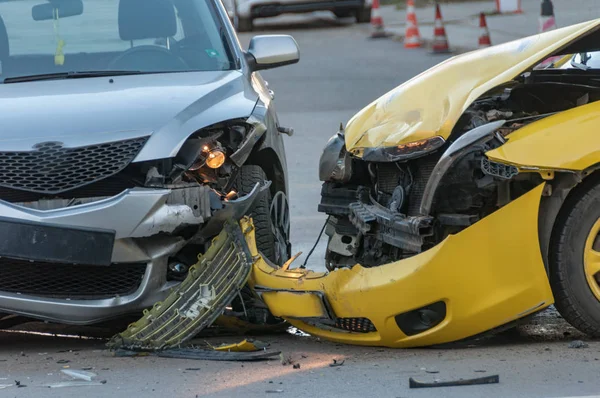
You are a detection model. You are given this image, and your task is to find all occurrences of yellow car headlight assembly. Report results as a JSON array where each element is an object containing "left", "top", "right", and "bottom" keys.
[{"left": 353, "top": 136, "right": 446, "bottom": 163}]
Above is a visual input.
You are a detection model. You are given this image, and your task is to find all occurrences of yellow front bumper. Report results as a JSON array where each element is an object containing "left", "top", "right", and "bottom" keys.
[{"left": 245, "top": 184, "right": 554, "bottom": 348}]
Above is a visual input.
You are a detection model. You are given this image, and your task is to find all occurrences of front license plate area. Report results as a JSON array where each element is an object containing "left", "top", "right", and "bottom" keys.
[{"left": 0, "top": 217, "right": 115, "bottom": 266}]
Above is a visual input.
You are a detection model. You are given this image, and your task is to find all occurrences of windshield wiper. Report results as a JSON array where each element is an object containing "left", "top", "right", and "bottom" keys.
[
  {"left": 3, "top": 70, "right": 147, "bottom": 84},
  {"left": 571, "top": 60, "right": 592, "bottom": 71}
]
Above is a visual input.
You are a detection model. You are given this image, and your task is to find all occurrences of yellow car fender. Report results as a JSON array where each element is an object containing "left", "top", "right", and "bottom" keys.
[{"left": 487, "top": 100, "right": 600, "bottom": 171}]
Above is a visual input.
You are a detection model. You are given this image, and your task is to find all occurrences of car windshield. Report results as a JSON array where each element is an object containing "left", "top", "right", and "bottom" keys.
[{"left": 0, "top": 0, "right": 236, "bottom": 83}]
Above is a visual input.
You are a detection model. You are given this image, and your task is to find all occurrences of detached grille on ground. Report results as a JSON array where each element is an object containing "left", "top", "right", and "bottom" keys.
[
  {"left": 0, "top": 259, "right": 147, "bottom": 299},
  {"left": 0, "top": 136, "right": 148, "bottom": 194}
]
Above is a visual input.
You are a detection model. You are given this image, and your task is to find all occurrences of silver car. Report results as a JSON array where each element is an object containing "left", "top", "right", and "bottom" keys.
[
  {"left": 0, "top": 0, "right": 298, "bottom": 326},
  {"left": 224, "top": 0, "right": 372, "bottom": 32}
]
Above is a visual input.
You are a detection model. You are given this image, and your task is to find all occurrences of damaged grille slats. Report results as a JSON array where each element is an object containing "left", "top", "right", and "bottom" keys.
[
  {"left": 129, "top": 245, "right": 235, "bottom": 342},
  {"left": 145, "top": 246, "right": 238, "bottom": 343},
  {"left": 0, "top": 137, "right": 148, "bottom": 195},
  {"left": 108, "top": 221, "right": 253, "bottom": 350},
  {"left": 0, "top": 259, "right": 146, "bottom": 299}
]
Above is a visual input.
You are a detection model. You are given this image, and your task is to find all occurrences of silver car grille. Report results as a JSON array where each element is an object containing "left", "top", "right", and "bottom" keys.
[{"left": 0, "top": 137, "right": 148, "bottom": 194}]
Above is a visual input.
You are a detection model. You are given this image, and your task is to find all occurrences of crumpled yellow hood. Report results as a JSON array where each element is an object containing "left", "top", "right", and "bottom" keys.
[{"left": 345, "top": 19, "right": 600, "bottom": 152}]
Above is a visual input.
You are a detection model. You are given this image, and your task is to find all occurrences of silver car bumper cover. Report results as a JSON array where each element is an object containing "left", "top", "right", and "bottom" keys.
[
  {"left": 0, "top": 186, "right": 213, "bottom": 324},
  {"left": 0, "top": 257, "right": 178, "bottom": 324},
  {"left": 0, "top": 187, "right": 210, "bottom": 241},
  {"left": 0, "top": 183, "right": 269, "bottom": 324}
]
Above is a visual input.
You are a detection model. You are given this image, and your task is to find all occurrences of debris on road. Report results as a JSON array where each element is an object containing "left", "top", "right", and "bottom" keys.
[
  {"left": 569, "top": 340, "right": 589, "bottom": 349},
  {"left": 280, "top": 353, "right": 293, "bottom": 366},
  {"left": 61, "top": 369, "right": 97, "bottom": 382},
  {"left": 293, "top": 363, "right": 301, "bottom": 369},
  {"left": 211, "top": 339, "right": 269, "bottom": 352},
  {"left": 409, "top": 375, "right": 500, "bottom": 389},
  {"left": 329, "top": 359, "right": 345, "bottom": 367},
  {"left": 156, "top": 347, "right": 280, "bottom": 362},
  {"left": 56, "top": 359, "right": 70, "bottom": 364},
  {"left": 15, "top": 380, "right": 26, "bottom": 388},
  {"left": 424, "top": 367, "right": 440, "bottom": 374},
  {"left": 46, "top": 381, "right": 107, "bottom": 388},
  {"left": 265, "top": 390, "right": 284, "bottom": 394}
]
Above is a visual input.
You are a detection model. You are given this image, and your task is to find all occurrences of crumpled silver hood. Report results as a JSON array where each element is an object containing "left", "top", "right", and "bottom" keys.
[{"left": 0, "top": 70, "right": 258, "bottom": 161}]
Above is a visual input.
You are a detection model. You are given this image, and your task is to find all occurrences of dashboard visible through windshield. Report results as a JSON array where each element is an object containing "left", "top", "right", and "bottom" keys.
[{"left": 0, "top": 0, "right": 236, "bottom": 83}]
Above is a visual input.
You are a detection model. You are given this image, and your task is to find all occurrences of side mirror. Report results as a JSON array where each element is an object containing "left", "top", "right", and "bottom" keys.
[
  {"left": 246, "top": 35, "right": 299, "bottom": 71},
  {"left": 32, "top": 0, "right": 84, "bottom": 21}
]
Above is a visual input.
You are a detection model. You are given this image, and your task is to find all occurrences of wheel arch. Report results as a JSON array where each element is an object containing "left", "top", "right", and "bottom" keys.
[
  {"left": 538, "top": 165, "right": 600, "bottom": 272},
  {"left": 246, "top": 147, "right": 287, "bottom": 198}
]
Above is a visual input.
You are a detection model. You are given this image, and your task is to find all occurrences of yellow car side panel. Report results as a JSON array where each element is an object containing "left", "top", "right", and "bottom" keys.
[
  {"left": 487, "top": 100, "right": 600, "bottom": 171},
  {"left": 246, "top": 184, "right": 554, "bottom": 348},
  {"left": 343, "top": 20, "right": 600, "bottom": 152}
]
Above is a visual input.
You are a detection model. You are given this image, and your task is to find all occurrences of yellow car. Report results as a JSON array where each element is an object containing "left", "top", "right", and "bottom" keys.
[{"left": 246, "top": 20, "right": 600, "bottom": 348}]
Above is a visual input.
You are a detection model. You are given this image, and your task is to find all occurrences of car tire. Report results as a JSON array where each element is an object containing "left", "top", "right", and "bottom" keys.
[
  {"left": 550, "top": 176, "right": 600, "bottom": 337},
  {"left": 235, "top": 15, "right": 253, "bottom": 32},
  {"left": 355, "top": 7, "right": 372, "bottom": 23},
  {"left": 233, "top": 165, "right": 290, "bottom": 265}
]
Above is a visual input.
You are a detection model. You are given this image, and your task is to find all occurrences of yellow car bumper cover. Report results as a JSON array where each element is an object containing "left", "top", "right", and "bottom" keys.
[{"left": 246, "top": 184, "right": 554, "bottom": 348}]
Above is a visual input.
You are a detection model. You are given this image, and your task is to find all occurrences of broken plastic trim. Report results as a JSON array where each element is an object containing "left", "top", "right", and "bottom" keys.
[
  {"left": 230, "top": 104, "right": 268, "bottom": 167},
  {"left": 198, "top": 181, "right": 271, "bottom": 239},
  {"left": 409, "top": 374, "right": 500, "bottom": 388},
  {"left": 107, "top": 220, "right": 254, "bottom": 350}
]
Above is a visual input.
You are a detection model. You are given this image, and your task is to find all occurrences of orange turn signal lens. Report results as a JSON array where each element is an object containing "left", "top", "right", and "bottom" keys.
[{"left": 206, "top": 150, "right": 226, "bottom": 169}]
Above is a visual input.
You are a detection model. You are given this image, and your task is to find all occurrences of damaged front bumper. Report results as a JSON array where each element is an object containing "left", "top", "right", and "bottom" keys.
[
  {"left": 246, "top": 184, "right": 553, "bottom": 348},
  {"left": 106, "top": 182, "right": 552, "bottom": 349},
  {"left": 0, "top": 183, "right": 268, "bottom": 325}
]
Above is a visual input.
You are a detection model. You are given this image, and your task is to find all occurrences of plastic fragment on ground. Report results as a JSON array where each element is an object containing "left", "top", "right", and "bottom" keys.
[
  {"left": 156, "top": 347, "right": 281, "bottom": 362},
  {"left": 61, "top": 369, "right": 97, "bottom": 381},
  {"left": 212, "top": 339, "right": 269, "bottom": 352},
  {"left": 46, "top": 381, "right": 106, "bottom": 388},
  {"left": 409, "top": 374, "right": 500, "bottom": 388}
]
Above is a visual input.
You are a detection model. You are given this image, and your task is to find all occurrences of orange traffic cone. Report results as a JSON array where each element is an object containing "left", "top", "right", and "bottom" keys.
[
  {"left": 478, "top": 13, "right": 491, "bottom": 48},
  {"left": 404, "top": 0, "right": 421, "bottom": 48},
  {"left": 431, "top": 3, "right": 450, "bottom": 53},
  {"left": 370, "top": 0, "right": 390, "bottom": 38},
  {"left": 539, "top": 0, "right": 556, "bottom": 33}
]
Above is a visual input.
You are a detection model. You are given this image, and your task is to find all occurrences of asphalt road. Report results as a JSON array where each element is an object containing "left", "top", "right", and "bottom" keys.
[{"left": 2, "top": 12, "right": 600, "bottom": 398}]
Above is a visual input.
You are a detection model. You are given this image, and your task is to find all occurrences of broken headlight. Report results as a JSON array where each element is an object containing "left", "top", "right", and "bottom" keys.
[
  {"left": 319, "top": 128, "right": 352, "bottom": 182},
  {"left": 354, "top": 136, "right": 446, "bottom": 162}
]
